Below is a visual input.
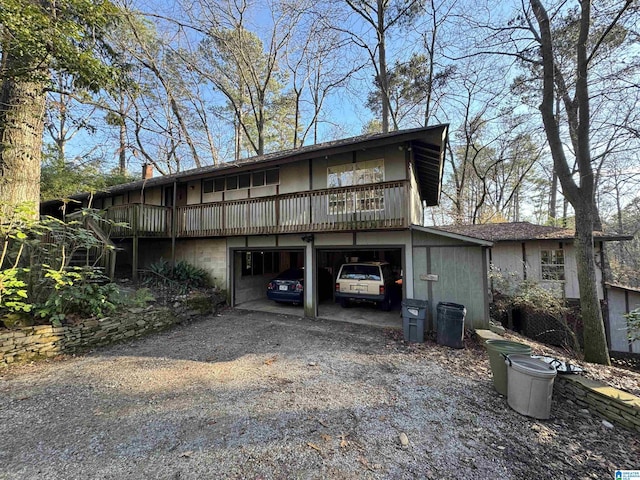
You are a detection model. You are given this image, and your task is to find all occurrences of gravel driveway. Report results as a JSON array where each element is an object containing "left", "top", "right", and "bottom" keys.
[{"left": 1, "top": 309, "right": 637, "bottom": 479}]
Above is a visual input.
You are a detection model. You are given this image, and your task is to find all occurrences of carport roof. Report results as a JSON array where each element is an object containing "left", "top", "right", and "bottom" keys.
[{"left": 42, "top": 124, "right": 449, "bottom": 207}]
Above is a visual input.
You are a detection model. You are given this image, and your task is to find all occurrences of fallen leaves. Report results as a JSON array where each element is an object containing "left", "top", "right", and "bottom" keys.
[
  {"left": 307, "top": 442, "right": 322, "bottom": 453},
  {"left": 263, "top": 356, "right": 277, "bottom": 366}
]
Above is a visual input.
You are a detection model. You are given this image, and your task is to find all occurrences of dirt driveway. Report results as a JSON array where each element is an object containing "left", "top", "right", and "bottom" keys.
[{"left": 0, "top": 309, "right": 637, "bottom": 479}]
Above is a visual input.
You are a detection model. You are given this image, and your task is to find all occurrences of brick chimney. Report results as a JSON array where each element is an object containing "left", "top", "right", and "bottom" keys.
[{"left": 142, "top": 163, "right": 153, "bottom": 179}]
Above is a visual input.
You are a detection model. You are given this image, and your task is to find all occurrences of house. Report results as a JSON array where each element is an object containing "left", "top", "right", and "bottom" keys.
[
  {"left": 41, "top": 125, "right": 493, "bottom": 331},
  {"left": 435, "top": 222, "right": 635, "bottom": 350}
]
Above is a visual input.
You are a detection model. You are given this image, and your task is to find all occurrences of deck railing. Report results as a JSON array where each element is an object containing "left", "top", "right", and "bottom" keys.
[
  {"left": 106, "top": 181, "right": 408, "bottom": 238},
  {"left": 105, "top": 204, "right": 172, "bottom": 237}
]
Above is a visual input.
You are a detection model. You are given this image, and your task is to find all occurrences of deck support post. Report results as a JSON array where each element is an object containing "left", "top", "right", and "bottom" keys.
[
  {"left": 304, "top": 237, "right": 316, "bottom": 318},
  {"left": 132, "top": 204, "right": 139, "bottom": 281}
]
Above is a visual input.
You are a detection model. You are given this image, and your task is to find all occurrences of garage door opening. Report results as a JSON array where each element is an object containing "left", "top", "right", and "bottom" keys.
[
  {"left": 233, "top": 249, "right": 305, "bottom": 316},
  {"left": 317, "top": 248, "right": 403, "bottom": 327}
]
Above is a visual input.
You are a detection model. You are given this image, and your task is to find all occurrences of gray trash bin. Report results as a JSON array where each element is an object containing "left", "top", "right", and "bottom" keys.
[
  {"left": 505, "top": 354, "right": 557, "bottom": 419},
  {"left": 402, "top": 299, "right": 428, "bottom": 342}
]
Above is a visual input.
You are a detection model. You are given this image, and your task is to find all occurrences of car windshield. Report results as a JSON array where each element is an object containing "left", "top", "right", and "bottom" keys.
[
  {"left": 277, "top": 269, "right": 304, "bottom": 280},
  {"left": 339, "top": 265, "right": 381, "bottom": 281}
]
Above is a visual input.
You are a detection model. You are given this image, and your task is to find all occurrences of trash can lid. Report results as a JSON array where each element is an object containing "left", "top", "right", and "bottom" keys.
[
  {"left": 402, "top": 299, "right": 428, "bottom": 308},
  {"left": 485, "top": 339, "right": 532, "bottom": 354},
  {"left": 505, "top": 354, "right": 557, "bottom": 378},
  {"left": 437, "top": 301, "right": 465, "bottom": 310}
]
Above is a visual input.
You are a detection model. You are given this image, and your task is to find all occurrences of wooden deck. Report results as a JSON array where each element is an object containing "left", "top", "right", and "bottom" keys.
[{"left": 105, "top": 181, "right": 409, "bottom": 238}]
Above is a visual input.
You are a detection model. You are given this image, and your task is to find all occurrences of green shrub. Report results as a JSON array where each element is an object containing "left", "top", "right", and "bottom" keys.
[
  {"left": 143, "top": 259, "right": 210, "bottom": 295},
  {"left": 1, "top": 203, "right": 123, "bottom": 326},
  {"left": 34, "top": 268, "right": 122, "bottom": 325},
  {"left": 625, "top": 308, "right": 640, "bottom": 342}
]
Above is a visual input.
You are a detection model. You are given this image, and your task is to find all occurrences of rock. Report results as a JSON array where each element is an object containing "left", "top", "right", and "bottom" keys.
[
  {"left": 578, "top": 409, "right": 590, "bottom": 416},
  {"left": 601, "top": 420, "right": 614, "bottom": 429},
  {"left": 308, "top": 362, "right": 317, "bottom": 367},
  {"left": 399, "top": 432, "right": 409, "bottom": 447}
]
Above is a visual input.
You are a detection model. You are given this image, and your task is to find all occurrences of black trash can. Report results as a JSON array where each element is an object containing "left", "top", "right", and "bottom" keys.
[
  {"left": 436, "top": 302, "right": 466, "bottom": 349},
  {"left": 402, "top": 299, "right": 428, "bottom": 342}
]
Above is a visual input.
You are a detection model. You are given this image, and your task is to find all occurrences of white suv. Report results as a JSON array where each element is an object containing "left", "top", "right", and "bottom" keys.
[{"left": 334, "top": 262, "right": 396, "bottom": 311}]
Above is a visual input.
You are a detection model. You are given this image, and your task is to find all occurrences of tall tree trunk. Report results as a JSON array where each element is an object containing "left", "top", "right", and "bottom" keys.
[
  {"left": 0, "top": 72, "right": 47, "bottom": 218},
  {"left": 377, "top": 0, "right": 389, "bottom": 133},
  {"left": 574, "top": 203, "right": 610, "bottom": 364},
  {"left": 119, "top": 94, "right": 127, "bottom": 174},
  {"left": 530, "top": 0, "right": 609, "bottom": 364}
]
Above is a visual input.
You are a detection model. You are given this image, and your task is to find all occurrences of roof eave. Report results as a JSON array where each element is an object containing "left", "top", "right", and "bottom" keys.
[{"left": 411, "top": 225, "right": 494, "bottom": 247}]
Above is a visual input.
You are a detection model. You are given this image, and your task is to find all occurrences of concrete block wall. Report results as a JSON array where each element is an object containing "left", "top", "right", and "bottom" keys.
[{"left": 174, "top": 238, "right": 227, "bottom": 289}]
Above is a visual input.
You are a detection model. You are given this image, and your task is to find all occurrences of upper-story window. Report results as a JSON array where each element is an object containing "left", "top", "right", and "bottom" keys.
[
  {"left": 202, "top": 168, "right": 279, "bottom": 195},
  {"left": 541, "top": 249, "right": 565, "bottom": 281},
  {"left": 327, "top": 159, "right": 384, "bottom": 188},
  {"left": 327, "top": 159, "right": 384, "bottom": 214}
]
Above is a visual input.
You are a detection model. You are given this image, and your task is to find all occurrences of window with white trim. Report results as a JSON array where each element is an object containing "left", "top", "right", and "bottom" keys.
[{"left": 541, "top": 249, "right": 565, "bottom": 281}]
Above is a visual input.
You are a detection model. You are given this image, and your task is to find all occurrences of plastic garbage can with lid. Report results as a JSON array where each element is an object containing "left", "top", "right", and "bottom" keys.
[
  {"left": 505, "top": 354, "right": 557, "bottom": 419},
  {"left": 485, "top": 339, "right": 532, "bottom": 395},
  {"left": 436, "top": 302, "right": 466, "bottom": 349},
  {"left": 402, "top": 299, "right": 427, "bottom": 342}
]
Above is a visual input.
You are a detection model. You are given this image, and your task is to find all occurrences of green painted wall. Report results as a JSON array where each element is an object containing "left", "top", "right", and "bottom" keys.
[{"left": 411, "top": 231, "right": 489, "bottom": 330}]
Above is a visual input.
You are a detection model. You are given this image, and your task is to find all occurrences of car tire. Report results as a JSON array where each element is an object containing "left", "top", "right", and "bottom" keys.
[{"left": 340, "top": 298, "right": 351, "bottom": 308}]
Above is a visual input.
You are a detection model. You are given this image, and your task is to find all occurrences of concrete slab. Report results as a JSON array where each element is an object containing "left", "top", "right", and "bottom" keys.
[{"left": 235, "top": 298, "right": 402, "bottom": 330}]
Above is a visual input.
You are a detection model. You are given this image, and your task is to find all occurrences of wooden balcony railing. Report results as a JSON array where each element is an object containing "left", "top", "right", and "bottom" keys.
[
  {"left": 105, "top": 181, "right": 408, "bottom": 238},
  {"left": 105, "top": 204, "right": 172, "bottom": 237}
]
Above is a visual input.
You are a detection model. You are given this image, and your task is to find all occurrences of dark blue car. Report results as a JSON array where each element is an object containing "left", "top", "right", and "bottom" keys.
[{"left": 266, "top": 268, "right": 304, "bottom": 304}]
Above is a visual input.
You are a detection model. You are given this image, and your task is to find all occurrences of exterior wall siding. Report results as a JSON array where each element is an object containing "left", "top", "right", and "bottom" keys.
[
  {"left": 607, "top": 286, "right": 640, "bottom": 353},
  {"left": 489, "top": 240, "right": 604, "bottom": 301},
  {"left": 411, "top": 230, "right": 489, "bottom": 331}
]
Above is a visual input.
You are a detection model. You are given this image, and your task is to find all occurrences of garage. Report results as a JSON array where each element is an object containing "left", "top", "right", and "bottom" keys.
[
  {"left": 316, "top": 247, "right": 404, "bottom": 326},
  {"left": 232, "top": 248, "right": 305, "bottom": 313}
]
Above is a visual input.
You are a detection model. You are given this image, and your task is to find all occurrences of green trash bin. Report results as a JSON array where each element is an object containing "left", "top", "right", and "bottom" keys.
[{"left": 485, "top": 339, "right": 531, "bottom": 395}]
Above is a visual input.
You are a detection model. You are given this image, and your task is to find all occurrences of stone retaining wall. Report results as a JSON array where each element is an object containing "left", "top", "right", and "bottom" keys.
[
  {"left": 0, "top": 307, "right": 177, "bottom": 366},
  {"left": 555, "top": 375, "right": 640, "bottom": 433}
]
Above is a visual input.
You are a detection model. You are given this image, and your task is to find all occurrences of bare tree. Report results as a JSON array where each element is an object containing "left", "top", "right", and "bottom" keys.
[
  {"left": 524, "top": 0, "right": 636, "bottom": 364},
  {"left": 335, "top": 0, "right": 423, "bottom": 133}
]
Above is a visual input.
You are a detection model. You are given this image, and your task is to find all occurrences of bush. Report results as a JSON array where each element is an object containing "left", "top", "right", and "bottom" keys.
[
  {"left": 35, "top": 268, "right": 122, "bottom": 325},
  {"left": 625, "top": 308, "right": 640, "bottom": 342},
  {"left": 1, "top": 203, "right": 122, "bottom": 327},
  {"left": 489, "top": 264, "right": 579, "bottom": 351},
  {"left": 143, "top": 259, "right": 210, "bottom": 295}
]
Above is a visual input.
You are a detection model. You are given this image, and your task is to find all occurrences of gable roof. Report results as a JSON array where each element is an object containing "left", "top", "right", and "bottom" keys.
[
  {"left": 42, "top": 124, "right": 448, "bottom": 207},
  {"left": 434, "top": 222, "right": 633, "bottom": 243}
]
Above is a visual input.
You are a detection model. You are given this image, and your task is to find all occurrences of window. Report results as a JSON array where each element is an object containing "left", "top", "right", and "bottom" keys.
[
  {"left": 541, "top": 249, "right": 565, "bottom": 281},
  {"left": 327, "top": 159, "right": 384, "bottom": 214},
  {"left": 266, "top": 168, "right": 279, "bottom": 185},
  {"left": 252, "top": 171, "right": 265, "bottom": 187},
  {"left": 206, "top": 168, "right": 278, "bottom": 194},
  {"left": 203, "top": 179, "right": 214, "bottom": 194},
  {"left": 214, "top": 178, "right": 225, "bottom": 192},
  {"left": 226, "top": 175, "right": 238, "bottom": 190},
  {"left": 242, "top": 251, "right": 281, "bottom": 276},
  {"left": 239, "top": 173, "right": 251, "bottom": 189}
]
